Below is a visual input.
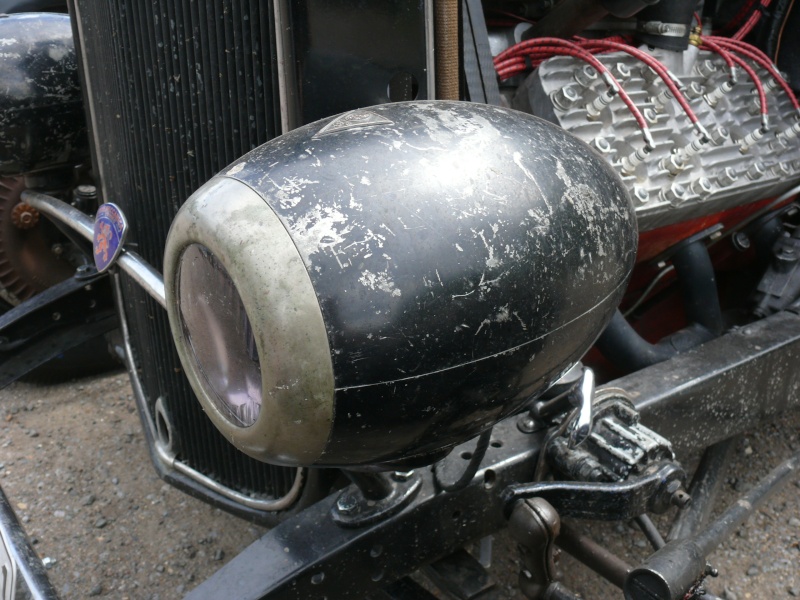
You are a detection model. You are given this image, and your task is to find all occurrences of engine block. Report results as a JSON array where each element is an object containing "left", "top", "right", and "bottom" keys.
[{"left": 514, "top": 48, "right": 800, "bottom": 231}]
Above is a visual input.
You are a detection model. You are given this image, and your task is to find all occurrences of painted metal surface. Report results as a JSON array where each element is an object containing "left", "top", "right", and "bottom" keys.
[
  {"left": 0, "top": 13, "right": 87, "bottom": 175},
  {"left": 166, "top": 101, "right": 638, "bottom": 467},
  {"left": 183, "top": 308, "right": 800, "bottom": 600}
]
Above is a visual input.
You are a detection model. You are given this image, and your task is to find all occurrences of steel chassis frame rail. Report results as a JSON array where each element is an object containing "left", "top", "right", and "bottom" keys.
[{"left": 186, "top": 309, "right": 800, "bottom": 600}]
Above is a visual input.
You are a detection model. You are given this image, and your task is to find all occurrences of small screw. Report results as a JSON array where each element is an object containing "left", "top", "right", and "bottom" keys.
[
  {"left": 391, "top": 470, "right": 414, "bottom": 483},
  {"left": 336, "top": 495, "right": 357, "bottom": 514},
  {"left": 732, "top": 231, "right": 751, "bottom": 251},
  {"left": 52, "top": 312, "right": 61, "bottom": 321},
  {"left": 517, "top": 414, "right": 539, "bottom": 434},
  {"left": 52, "top": 244, "right": 64, "bottom": 256}
]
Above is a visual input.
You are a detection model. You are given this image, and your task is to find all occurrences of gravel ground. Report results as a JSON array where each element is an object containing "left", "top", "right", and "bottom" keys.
[{"left": 1, "top": 371, "right": 799, "bottom": 599}]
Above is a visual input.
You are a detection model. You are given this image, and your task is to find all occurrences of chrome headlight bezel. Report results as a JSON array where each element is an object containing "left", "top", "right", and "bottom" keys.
[{"left": 164, "top": 176, "right": 335, "bottom": 467}]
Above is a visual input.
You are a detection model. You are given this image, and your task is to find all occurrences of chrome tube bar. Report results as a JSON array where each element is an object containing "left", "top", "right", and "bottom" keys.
[{"left": 22, "top": 190, "right": 166, "bottom": 308}]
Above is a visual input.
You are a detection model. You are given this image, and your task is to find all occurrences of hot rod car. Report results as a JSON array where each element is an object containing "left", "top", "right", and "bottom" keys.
[{"left": 1, "top": 0, "right": 800, "bottom": 598}]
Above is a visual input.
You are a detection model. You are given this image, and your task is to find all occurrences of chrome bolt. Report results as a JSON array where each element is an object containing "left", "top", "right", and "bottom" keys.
[
  {"left": 336, "top": 495, "right": 357, "bottom": 514},
  {"left": 685, "top": 81, "right": 705, "bottom": 99},
  {"left": 660, "top": 154, "right": 684, "bottom": 176},
  {"left": 746, "top": 162, "right": 766, "bottom": 180},
  {"left": 391, "top": 470, "right": 414, "bottom": 483},
  {"left": 612, "top": 62, "right": 630, "bottom": 80},
  {"left": 594, "top": 137, "right": 612, "bottom": 153},
  {"left": 691, "top": 177, "right": 713, "bottom": 196},
  {"left": 660, "top": 183, "right": 687, "bottom": 206},
  {"left": 552, "top": 85, "right": 581, "bottom": 110},
  {"left": 573, "top": 65, "right": 597, "bottom": 87},
  {"left": 773, "top": 163, "right": 792, "bottom": 178},
  {"left": 716, "top": 167, "right": 738, "bottom": 187},
  {"left": 694, "top": 59, "right": 718, "bottom": 79}
]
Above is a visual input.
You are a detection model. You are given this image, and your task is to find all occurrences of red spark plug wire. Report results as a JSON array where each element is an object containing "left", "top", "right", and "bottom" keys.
[
  {"left": 494, "top": 38, "right": 655, "bottom": 148},
  {"left": 709, "top": 36, "right": 800, "bottom": 112},
  {"left": 576, "top": 38, "right": 710, "bottom": 140},
  {"left": 701, "top": 37, "right": 769, "bottom": 129},
  {"left": 732, "top": 0, "right": 772, "bottom": 40}
]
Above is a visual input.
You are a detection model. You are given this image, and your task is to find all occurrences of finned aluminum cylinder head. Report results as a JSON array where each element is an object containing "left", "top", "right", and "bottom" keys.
[{"left": 512, "top": 48, "right": 800, "bottom": 231}]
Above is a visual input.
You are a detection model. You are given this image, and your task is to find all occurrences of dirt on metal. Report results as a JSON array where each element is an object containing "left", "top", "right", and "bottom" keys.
[{"left": 1, "top": 372, "right": 799, "bottom": 599}]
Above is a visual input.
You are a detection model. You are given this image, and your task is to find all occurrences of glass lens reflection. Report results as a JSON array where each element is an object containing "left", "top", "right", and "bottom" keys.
[{"left": 179, "top": 244, "right": 262, "bottom": 427}]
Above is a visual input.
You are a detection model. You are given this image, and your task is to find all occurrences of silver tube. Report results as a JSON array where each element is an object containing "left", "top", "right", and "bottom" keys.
[
  {"left": 22, "top": 189, "right": 94, "bottom": 241},
  {"left": 118, "top": 251, "right": 166, "bottom": 309},
  {"left": 22, "top": 190, "right": 166, "bottom": 308},
  {"left": 112, "top": 273, "right": 305, "bottom": 512}
]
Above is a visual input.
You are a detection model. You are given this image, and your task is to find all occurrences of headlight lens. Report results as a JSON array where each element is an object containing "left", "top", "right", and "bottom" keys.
[{"left": 178, "top": 243, "right": 262, "bottom": 427}]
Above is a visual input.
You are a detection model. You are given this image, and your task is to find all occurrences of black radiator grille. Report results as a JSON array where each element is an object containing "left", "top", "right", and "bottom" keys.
[{"left": 71, "top": 0, "right": 298, "bottom": 503}]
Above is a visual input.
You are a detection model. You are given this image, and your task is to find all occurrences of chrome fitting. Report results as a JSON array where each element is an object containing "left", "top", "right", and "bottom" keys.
[
  {"left": 660, "top": 183, "right": 687, "bottom": 206},
  {"left": 716, "top": 167, "right": 739, "bottom": 187},
  {"left": 552, "top": 85, "right": 581, "bottom": 111}
]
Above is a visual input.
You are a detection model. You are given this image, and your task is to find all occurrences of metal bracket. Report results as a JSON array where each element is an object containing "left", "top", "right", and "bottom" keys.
[
  {"left": 332, "top": 473, "right": 423, "bottom": 529},
  {"left": 0, "top": 266, "right": 117, "bottom": 387},
  {"left": 503, "top": 462, "right": 687, "bottom": 520},
  {"left": 509, "top": 498, "right": 560, "bottom": 599}
]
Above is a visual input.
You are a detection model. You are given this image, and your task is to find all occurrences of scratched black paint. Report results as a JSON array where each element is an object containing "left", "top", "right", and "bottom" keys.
[
  {"left": 225, "top": 101, "right": 637, "bottom": 466},
  {"left": 0, "top": 13, "right": 88, "bottom": 175}
]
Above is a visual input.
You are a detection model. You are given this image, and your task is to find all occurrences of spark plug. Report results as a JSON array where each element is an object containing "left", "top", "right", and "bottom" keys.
[
  {"left": 704, "top": 80, "right": 733, "bottom": 107},
  {"left": 776, "top": 120, "right": 800, "bottom": 146},
  {"left": 676, "top": 126, "right": 728, "bottom": 161},
  {"left": 739, "top": 128, "right": 765, "bottom": 153},
  {"left": 764, "top": 77, "right": 780, "bottom": 93},
  {"left": 652, "top": 88, "right": 675, "bottom": 112},
  {"left": 620, "top": 146, "right": 652, "bottom": 176},
  {"left": 586, "top": 90, "right": 615, "bottom": 120}
]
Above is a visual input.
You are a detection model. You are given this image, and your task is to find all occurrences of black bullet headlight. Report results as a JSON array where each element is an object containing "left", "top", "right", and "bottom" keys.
[
  {"left": 164, "top": 177, "right": 335, "bottom": 467},
  {"left": 165, "top": 102, "right": 637, "bottom": 469}
]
